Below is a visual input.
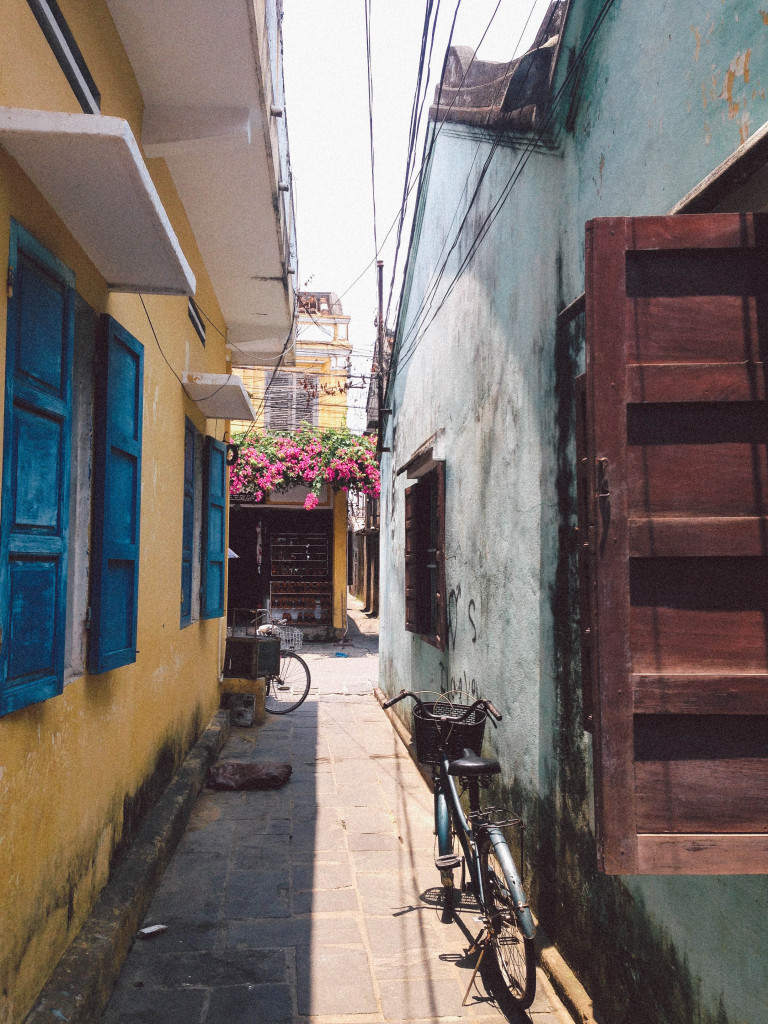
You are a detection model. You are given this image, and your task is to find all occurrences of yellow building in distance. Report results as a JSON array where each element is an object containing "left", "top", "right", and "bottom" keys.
[
  {"left": 229, "top": 293, "right": 353, "bottom": 636},
  {"left": 234, "top": 291, "right": 352, "bottom": 434}
]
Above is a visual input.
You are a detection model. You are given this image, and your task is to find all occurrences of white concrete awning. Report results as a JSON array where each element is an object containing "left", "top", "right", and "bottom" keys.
[
  {"left": 182, "top": 372, "right": 256, "bottom": 421},
  {"left": 0, "top": 107, "right": 195, "bottom": 295},
  {"left": 106, "top": 0, "right": 295, "bottom": 365}
]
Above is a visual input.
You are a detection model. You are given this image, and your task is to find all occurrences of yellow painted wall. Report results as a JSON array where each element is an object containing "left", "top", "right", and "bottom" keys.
[
  {"left": 0, "top": 2, "right": 230, "bottom": 1020},
  {"left": 332, "top": 488, "right": 348, "bottom": 630}
]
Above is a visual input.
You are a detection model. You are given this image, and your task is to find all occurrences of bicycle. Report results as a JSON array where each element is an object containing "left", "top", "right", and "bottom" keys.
[
  {"left": 256, "top": 620, "right": 311, "bottom": 715},
  {"left": 227, "top": 609, "right": 312, "bottom": 715},
  {"left": 382, "top": 689, "right": 537, "bottom": 1010}
]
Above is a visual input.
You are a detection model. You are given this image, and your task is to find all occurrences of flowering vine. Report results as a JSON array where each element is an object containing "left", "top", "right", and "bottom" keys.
[{"left": 229, "top": 426, "right": 380, "bottom": 510}]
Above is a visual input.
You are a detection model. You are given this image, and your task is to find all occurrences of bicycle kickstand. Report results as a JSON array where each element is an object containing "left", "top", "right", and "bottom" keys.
[{"left": 462, "top": 921, "right": 492, "bottom": 1007}]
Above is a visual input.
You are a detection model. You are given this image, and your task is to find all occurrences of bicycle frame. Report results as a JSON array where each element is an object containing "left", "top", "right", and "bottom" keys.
[{"left": 434, "top": 752, "right": 536, "bottom": 942}]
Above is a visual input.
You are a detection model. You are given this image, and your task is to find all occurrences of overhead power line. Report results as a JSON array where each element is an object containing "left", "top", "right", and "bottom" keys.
[{"left": 393, "top": 0, "right": 618, "bottom": 377}]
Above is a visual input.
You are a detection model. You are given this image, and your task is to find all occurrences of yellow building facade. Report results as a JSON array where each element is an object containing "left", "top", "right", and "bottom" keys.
[{"left": 0, "top": 2, "right": 294, "bottom": 1020}]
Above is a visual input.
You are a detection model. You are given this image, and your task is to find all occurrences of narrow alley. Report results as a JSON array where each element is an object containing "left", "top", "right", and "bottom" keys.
[{"left": 99, "top": 600, "right": 573, "bottom": 1024}]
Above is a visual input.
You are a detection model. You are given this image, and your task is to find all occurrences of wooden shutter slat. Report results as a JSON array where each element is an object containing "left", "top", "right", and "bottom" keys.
[
  {"left": 625, "top": 297, "right": 762, "bottom": 365},
  {"left": 629, "top": 517, "right": 768, "bottom": 557},
  {"left": 585, "top": 211, "right": 768, "bottom": 875},
  {"left": 637, "top": 835, "right": 768, "bottom": 875},
  {"left": 633, "top": 673, "right": 768, "bottom": 715},
  {"left": 628, "top": 212, "right": 763, "bottom": 249},
  {"left": 635, "top": 760, "right": 768, "bottom": 834},
  {"left": 627, "top": 363, "right": 767, "bottom": 403}
]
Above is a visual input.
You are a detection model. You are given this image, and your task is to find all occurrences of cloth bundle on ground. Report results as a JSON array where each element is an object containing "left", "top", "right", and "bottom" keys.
[{"left": 207, "top": 760, "right": 292, "bottom": 790}]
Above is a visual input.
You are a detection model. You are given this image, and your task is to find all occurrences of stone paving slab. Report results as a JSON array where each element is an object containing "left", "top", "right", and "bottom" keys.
[{"left": 100, "top": 602, "right": 575, "bottom": 1024}]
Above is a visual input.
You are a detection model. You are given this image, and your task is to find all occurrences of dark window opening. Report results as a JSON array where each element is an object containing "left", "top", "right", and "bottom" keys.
[{"left": 404, "top": 462, "right": 446, "bottom": 650}]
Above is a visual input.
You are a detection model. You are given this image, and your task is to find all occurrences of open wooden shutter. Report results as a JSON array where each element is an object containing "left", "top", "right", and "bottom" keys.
[
  {"left": 89, "top": 316, "right": 143, "bottom": 674},
  {"left": 201, "top": 436, "right": 226, "bottom": 619},
  {"left": 405, "top": 483, "right": 426, "bottom": 633},
  {"left": 584, "top": 214, "right": 768, "bottom": 874},
  {"left": 180, "top": 418, "right": 195, "bottom": 626},
  {"left": 0, "top": 224, "right": 74, "bottom": 712}
]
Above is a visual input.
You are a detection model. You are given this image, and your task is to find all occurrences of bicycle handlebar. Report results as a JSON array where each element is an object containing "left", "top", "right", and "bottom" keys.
[
  {"left": 381, "top": 689, "right": 503, "bottom": 723},
  {"left": 381, "top": 689, "right": 408, "bottom": 710}
]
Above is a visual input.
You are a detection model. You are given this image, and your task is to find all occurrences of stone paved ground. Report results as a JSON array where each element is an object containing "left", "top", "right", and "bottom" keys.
[{"left": 100, "top": 599, "right": 573, "bottom": 1024}]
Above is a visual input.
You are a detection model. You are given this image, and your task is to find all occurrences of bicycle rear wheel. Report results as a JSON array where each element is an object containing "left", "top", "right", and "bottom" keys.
[
  {"left": 479, "top": 835, "right": 536, "bottom": 1010},
  {"left": 265, "top": 651, "right": 311, "bottom": 714}
]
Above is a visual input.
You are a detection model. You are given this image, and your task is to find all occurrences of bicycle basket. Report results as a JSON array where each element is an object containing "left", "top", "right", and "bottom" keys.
[
  {"left": 275, "top": 625, "right": 303, "bottom": 651},
  {"left": 412, "top": 701, "right": 487, "bottom": 765}
]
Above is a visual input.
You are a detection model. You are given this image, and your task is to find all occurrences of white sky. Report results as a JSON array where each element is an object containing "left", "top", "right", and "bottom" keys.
[{"left": 282, "top": 0, "right": 552, "bottom": 428}]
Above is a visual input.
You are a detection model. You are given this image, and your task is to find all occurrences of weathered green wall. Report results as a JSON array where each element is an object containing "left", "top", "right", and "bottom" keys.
[{"left": 380, "top": 3, "right": 768, "bottom": 1022}]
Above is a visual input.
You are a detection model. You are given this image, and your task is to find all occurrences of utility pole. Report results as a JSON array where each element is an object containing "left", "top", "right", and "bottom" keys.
[{"left": 376, "top": 259, "right": 384, "bottom": 459}]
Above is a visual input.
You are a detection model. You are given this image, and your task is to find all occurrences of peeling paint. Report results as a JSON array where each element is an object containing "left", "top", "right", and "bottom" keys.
[
  {"left": 719, "top": 50, "right": 751, "bottom": 118},
  {"left": 692, "top": 25, "right": 701, "bottom": 61},
  {"left": 761, "top": 10, "right": 768, "bottom": 26},
  {"left": 739, "top": 110, "right": 751, "bottom": 144}
]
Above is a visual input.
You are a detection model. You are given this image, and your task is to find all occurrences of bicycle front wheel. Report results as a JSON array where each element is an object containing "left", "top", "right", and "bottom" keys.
[
  {"left": 265, "top": 651, "right": 311, "bottom": 714},
  {"left": 479, "top": 835, "right": 536, "bottom": 1010}
]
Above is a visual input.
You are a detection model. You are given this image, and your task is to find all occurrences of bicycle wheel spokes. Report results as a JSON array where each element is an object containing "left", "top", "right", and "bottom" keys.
[
  {"left": 480, "top": 840, "right": 536, "bottom": 1009},
  {"left": 265, "top": 651, "right": 311, "bottom": 714}
]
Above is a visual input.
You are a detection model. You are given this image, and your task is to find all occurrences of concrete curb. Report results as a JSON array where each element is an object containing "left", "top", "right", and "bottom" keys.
[
  {"left": 535, "top": 926, "right": 601, "bottom": 1024},
  {"left": 373, "top": 687, "right": 599, "bottom": 1024},
  {"left": 24, "top": 709, "right": 231, "bottom": 1024}
]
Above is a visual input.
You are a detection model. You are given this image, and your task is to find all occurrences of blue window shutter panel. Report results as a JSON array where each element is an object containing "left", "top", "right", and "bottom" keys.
[
  {"left": 201, "top": 436, "right": 226, "bottom": 619},
  {"left": 1, "top": 222, "right": 74, "bottom": 715},
  {"left": 88, "top": 316, "right": 143, "bottom": 674},
  {"left": 180, "top": 418, "right": 195, "bottom": 626}
]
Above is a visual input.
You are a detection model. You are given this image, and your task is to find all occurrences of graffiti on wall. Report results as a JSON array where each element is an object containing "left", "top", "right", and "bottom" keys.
[{"left": 442, "top": 583, "right": 479, "bottom": 696}]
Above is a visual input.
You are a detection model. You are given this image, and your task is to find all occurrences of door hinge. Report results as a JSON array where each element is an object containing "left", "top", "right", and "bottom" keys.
[
  {"left": 6, "top": 265, "right": 13, "bottom": 299},
  {"left": 85, "top": 606, "right": 92, "bottom": 631},
  {"left": 0, "top": 622, "right": 3, "bottom": 652}
]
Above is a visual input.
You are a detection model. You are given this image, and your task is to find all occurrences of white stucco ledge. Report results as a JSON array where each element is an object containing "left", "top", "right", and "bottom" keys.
[
  {"left": 0, "top": 107, "right": 196, "bottom": 295},
  {"left": 182, "top": 372, "right": 256, "bottom": 421}
]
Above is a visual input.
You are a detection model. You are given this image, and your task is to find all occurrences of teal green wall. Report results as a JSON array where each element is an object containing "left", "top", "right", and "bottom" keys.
[{"left": 381, "top": 3, "right": 768, "bottom": 1022}]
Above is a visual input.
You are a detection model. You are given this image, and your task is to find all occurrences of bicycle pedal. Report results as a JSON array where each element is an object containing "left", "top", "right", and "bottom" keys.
[{"left": 435, "top": 854, "right": 461, "bottom": 871}]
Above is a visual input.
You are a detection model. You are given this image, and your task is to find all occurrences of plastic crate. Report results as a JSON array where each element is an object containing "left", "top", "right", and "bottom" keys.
[{"left": 412, "top": 701, "right": 487, "bottom": 765}]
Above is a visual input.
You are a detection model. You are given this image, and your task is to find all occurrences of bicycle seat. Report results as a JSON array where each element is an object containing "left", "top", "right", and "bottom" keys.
[{"left": 447, "top": 748, "right": 501, "bottom": 777}]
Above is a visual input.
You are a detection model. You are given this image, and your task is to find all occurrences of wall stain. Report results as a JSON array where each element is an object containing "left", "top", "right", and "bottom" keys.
[{"left": 1, "top": 711, "right": 203, "bottom": 1024}]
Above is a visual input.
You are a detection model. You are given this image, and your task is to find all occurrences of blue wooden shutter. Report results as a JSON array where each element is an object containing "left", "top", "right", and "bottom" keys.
[
  {"left": 0, "top": 222, "right": 74, "bottom": 715},
  {"left": 88, "top": 316, "right": 143, "bottom": 674},
  {"left": 180, "top": 418, "right": 195, "bottom": 626},
  {"left": 201, "top": 436, "right": 226, "bottom": 619}
]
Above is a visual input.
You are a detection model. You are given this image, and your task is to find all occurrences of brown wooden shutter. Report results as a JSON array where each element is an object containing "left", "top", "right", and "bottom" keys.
[
  {"left": 405, "top": 483, "right": 425, "bottom": 633},
  {"left": 584, "top": 213, "right": 768, "bottom": 875},
  {"left": 432, "top": 461, "right": 447, "bottom": 651}
]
